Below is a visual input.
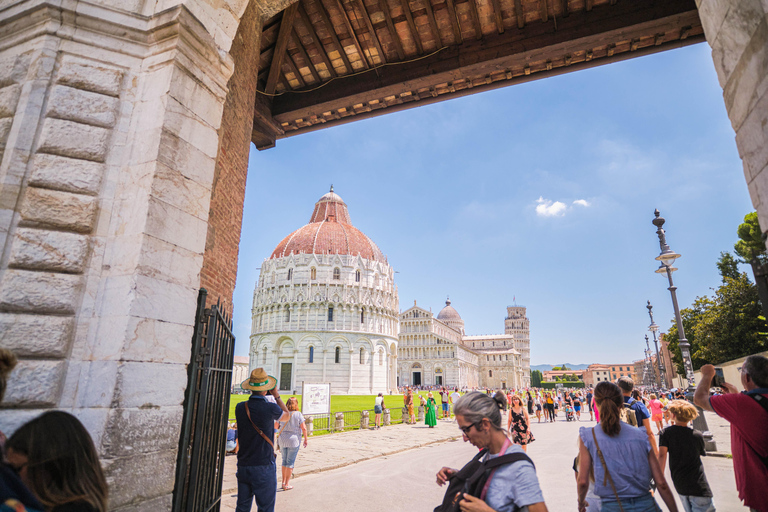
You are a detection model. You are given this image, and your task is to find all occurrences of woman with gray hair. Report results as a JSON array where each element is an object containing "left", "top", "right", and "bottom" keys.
[{"left": 435, "top": 391, "right": 548, "bottom": 512}]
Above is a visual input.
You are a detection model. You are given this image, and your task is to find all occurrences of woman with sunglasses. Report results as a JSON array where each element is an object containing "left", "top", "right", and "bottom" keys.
[{"left": 436, "top": 392, "right": 548, "bottom": 512}]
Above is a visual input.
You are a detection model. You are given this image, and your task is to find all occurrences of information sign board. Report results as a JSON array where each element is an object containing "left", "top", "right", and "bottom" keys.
[{"left": 301, "top": 382, "right": 331, "bottom": 415}]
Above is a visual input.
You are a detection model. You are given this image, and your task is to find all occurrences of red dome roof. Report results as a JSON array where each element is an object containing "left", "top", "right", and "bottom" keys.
[{"left": 270, "top": 188, "right": 386, "bottom": 262}]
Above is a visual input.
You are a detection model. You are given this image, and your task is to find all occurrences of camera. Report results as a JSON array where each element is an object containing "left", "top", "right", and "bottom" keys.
[{"left": 711, "top": 367, "right": 725, "bottom": 388}]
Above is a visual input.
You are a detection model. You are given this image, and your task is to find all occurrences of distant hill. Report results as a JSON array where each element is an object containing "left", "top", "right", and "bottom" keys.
[{"left": 530, "top": 363, "right": 591, "bottom": 372}]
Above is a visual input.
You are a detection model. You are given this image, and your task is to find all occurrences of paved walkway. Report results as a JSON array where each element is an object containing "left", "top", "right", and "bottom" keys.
[{"left": 221, "top": 409, "right": 733, "bottom": 509}]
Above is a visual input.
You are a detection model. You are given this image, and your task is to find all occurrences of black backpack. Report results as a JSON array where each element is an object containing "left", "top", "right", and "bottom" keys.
[{"left": 434, "top": 448, "right": 535, "bottom": 512}]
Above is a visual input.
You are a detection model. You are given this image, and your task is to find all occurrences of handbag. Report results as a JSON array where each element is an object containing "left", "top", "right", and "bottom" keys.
[{"left": 591, "top": 427, "right": 625, "bottom": 512}]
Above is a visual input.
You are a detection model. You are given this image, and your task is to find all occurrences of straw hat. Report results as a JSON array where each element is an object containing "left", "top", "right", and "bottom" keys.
[{"left": 241, "top": 368, "right": 277, "bottom": 391}]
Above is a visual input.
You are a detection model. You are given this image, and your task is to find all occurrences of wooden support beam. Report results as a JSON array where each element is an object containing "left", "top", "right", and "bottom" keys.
[
  {"left": 298, "top": 3, "right": 338, "bottom": 78},
  {"left": 539, "top": 0, "right": 548, "bottom": 22},
  {"left": 354, "top": 0, "right": 388, "bottom": 64},
  {"left": 514, "top": 0, "right": 525, "bottom": 29},
  {"left": 264, "top": 3, "right": 299, "bottom": 95},
  {"left": 313, "top": 0, "right": 355, "bottom": 73},
  {"left": 561, "top": 0, "right": 568, "bottom": 18},
  {"left": 252, "top": 91, "right": 283, "bottom": 150},
  {"left": 329, "top": 0, "right": 370, "bottom": 69},
  {"left": 291, "top": 27, "right": 323, "bottom": 83},
  {"left": 491, "top": 0, "right": 505, "bottom": 34},
  {"left": 468, "top": 0, "right": 483, "bottom": 40},
  {"left": 399, "top": 0, "right": 424, "bottom": 53},
  {"left": 586, "top": 0, "right": 593, "bottom": 11},
  {"left": 283, "top": 51, "right": 307, "bottom": 88},
  {"left": 378, "top": 0, "right": 406, "bottom": 59},
  {"left": 445, "top": 0, "right": 463, "bottom": 44},
  {"left": 273, "top": 0, "right": 701, "bottom": 121},
  {"left": 422, "top": 0, "right": 444, "bottom": 48}
]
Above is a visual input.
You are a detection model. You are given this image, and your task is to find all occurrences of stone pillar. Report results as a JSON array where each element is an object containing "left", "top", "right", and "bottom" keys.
[
  {"left": 418, "top": 405, "right": 425, "bottom": 421},
  {"left": 696, "top": 1, "right": 768, "bottom": 235},
  {"left": 361, "top": 409, "right": 369, "bottom": 429},
  {"left": 305, "top": 415, "right": 314, "bottom": 436},
  {"left": 383, "top": 408, "right": 391, "bottom": 426},
  {"left": 334, "top": 411, "right": 344, "bottom": 431}
]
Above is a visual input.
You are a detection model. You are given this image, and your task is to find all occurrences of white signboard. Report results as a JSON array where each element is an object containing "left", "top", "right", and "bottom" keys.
[{"left": 301, "top": 382, "right": 331, "bottom": 415}]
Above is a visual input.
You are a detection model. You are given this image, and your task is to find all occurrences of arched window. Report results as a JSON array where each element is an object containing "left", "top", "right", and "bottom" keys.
[
  {"left": 360, "top": 309, "right": 364, "bottom": 323},
  {"left": 262, "top": 346, "right": 267, "bottom": 364},
  {"left": 310, "top": 267, "right": 316, "bottom": 280},
  {"left": 359, "top": 347, "right": 365, "bottom": 364},
  {"left": 271, "top": 273, "right": 275, "bottom": 284},
  {"left": 309, "top": 346, "right": 314, "bottom": 363},
  {"left": 355, "top": 270, "right": 361, "bottom": 282},
  {"left": 335, "top": 346, "right": 340, "bottom": 363},
  {"left": 333, "top": 268, "right": 340, "bottom": 280},
  {"left": 285, "top": 308, "right": 290, "bottom": 322},
  {"left": 328, "top": 307, "right": 334, "bottom": 321},
  {"left": 287, "top": 268, "right": 292, "bottom": 280},
  {"left": 489, "top": 370, "right": 493, "bottom": 377},
  {"left": 379, "top": 350, "right": 383, "bottom": 365}
]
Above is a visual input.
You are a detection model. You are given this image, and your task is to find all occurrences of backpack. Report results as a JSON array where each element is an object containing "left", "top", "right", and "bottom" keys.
[
  {"left": 434, "top": 448, "right": 535, "bottom": 512},
  {"left": 619, "top": 398, "right": 639, "bottom": 427}
]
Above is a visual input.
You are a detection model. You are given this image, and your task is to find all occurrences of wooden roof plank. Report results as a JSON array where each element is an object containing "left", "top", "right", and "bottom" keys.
[
  {"left": 468, "top": 0, "right": 483, "bottom": 40},
  {"left": 265, "top": 3, "right": 299, "bottom": 95},
  {"left": 329, "top": 0, "right": 371, "bottom": 70},
  {"left": 297, "top": 2, "right": 338, "bottom": 78},
  {"left": 514, "top": 0, "right": 525, "bottom": 29},
  {"left": 491, "top": 0, "right": 504, "bottom": 34},
  {"left": 422, "top": 0, "right": 445, "bottom": 49},
  {"left": 354, "top": 0, "right": 388, "bottom": 64},
  {"left": 291, "top": 26, "right": 323, "bottom": 83},
  {"left": 378, "top": 0, "right": 406, "bottom": 59},
  {"left": 445, "top": 0, "right": 464, "bottom": 44},
  {"left": 539, "top": 0, "right": 548, "bottom": 22},
  {"left": 398, "top": 0, "right": 425, "bottom": 53},
  {"left": 312, "top": 0, "right": 355, "bottom": 73}
]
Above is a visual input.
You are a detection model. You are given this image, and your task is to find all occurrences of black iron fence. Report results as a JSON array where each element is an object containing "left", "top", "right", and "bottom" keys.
[{"left": 172, "top": 289, "right": 235, "bottom": 512}]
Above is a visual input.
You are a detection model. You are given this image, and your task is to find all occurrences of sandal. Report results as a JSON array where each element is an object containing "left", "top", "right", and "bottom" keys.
[{"left": 283, "top": 485, "right": 293, "bottom": 491}]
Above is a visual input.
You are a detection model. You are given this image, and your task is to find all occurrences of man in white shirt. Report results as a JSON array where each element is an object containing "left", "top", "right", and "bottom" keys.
[{"left": 449, "top": 388, "right": 461, "bottom": 418}]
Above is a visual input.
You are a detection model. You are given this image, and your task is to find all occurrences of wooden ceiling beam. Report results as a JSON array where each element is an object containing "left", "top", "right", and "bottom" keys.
[
  {"left": 283, "top": 50, "right": 308, "bottom": 88},
  {"left": 313, "top": 0, "right": 355, "bottom": 73},
  {"left": 252, "top": 91, "right": 283, "bottom": 150},
  {"left": 491, "top": 0, "right": 505, "bottom": 34},
  {"left": 468, "top": 0, "right": 483, "bottom": 40},
  {"left": 398, "top": 0, "right": 424, "bottom": 53},
  {"left": 291, "top": 26, "right": 323, "bottom": 83},
  {"left": 298, "top": 3, "right": 338, "bottom": 78},
  {"left": 354, "top": 0, "right": 388, "bottom": 64},
  {"left": 264, "top": 3, "right": 299, "bottom": 95},
  {"left": 329, "top": 0, "right": 370, "bottom": 70},
  {"left": 445, "top": 0, "right": 463, "bottom": 44},
  {"left": 513, "top": 0, "right": 524, "bottom": 29},
  {"left": 561, "top": 0, "right": 569, "bottom": 18},
  {"left": 273, "top": 0, "right": 701, "bottom": 120},
  {"left": 586, "top": 0, "right": 593, "bottom": 11},
  {"left": 422, "top": 0, "right": 444, "bottom": 49},
  {"left": 539, "top": 0, "right": 548, "bottom": 22},
  {"left": 378, "top": 0, "right": 406, "bottom": 59}
]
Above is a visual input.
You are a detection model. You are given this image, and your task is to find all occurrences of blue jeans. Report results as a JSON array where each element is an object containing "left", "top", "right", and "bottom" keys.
[
  {"left": 680, "top": 495, "right": 715, "bottom": 512},
  {"left": 280, "top": 446, "right": 300, "bottom": 468},
  {"left": 236, "top": 463, "right": 277, "bottom": 512},
  {"left": 601, "top": 493, "right": 660, "bottom": 512}
]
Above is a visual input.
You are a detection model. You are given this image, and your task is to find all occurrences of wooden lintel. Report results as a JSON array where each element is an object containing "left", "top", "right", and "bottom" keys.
[
  {"left": 445, "top": 0, "right": 463, "bottom": 44},
  {"left": 378, "top": 0, "right": 406, "bottom": 59},
  {"left": 264, "top": 3, "right": 299, "bottom": 95},
  {"left": 291, "top": 26, "right": 322, "bottom": 83},
  {"left": 253, "top": 92, "right": 284, "bottom": 136},
  {"left": 539, "top": 0, "right": 548, "bottom": 22},
  {"left": 468, "top": 0, "right": 483, "bottom": 40},
  {"left": 513, "top": 0, "right": 524, "bottom": 29},
  {"left": 399, "top": 0, "right": 424, "bottom": 53},
  {"left": 330, "top": 0, "right": 370, "bottom": 69},
  {"left": 298, "top": 3, "right": 338, "bottom": 78},
  {"left": 272, "top": 0, "right": 701, "bottom": 121},
  {"left": 423, "top": 0, "right": 444, "bottom": 48},
  {"left": 491, "top": 0, "right": 505, "bottom": 34},
  {"left": 311, "top": 0, "right": 354, "bottom": 74},
  {"left": 354, "top": 0, "right": 388, "bottom": 64}
]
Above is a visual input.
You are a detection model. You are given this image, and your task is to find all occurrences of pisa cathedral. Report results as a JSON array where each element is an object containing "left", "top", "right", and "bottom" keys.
[{"left": 250, "top": 189, "right": 529, "bottom": 393}]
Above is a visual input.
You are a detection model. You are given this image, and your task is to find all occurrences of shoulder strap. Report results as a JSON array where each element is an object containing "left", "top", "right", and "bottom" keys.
[
  {"left": 749, "top": 393, "right": 768, "bottom": 414},
  {"left": 244, "top": 401, "right": 277, "bottom": 453},
  {"left": 276, "top": 411, "right": 293, "bottom": 439},
  {"left": 485, "top": 452, "right": 535, "bottom": 471},
  {"left": 591, "top": 427, "right": 625, "bottom": 512}
]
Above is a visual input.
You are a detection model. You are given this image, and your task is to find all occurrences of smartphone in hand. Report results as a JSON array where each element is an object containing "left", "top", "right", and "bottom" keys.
[{"left": 711, "top": 367, "right": 725, "bottom": 388}]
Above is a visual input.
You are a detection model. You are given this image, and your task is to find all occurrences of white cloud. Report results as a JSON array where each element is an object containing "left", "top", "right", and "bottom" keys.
[
  {"left": 573, "top": 199, "right": 591, "bottom": 207},
  {"left": 536, "top": 197, "right": 567, "bottom": 217}
]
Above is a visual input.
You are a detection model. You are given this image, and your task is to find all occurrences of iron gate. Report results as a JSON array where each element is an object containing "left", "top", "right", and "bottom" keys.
[{"left": 172, "top": 289, "right": 236, "bottom": 512}]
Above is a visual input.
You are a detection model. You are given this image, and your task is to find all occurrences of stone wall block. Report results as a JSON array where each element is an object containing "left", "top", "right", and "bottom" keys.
[
  {"left": 9, "top": 227, "right": 90, "bottom": 272},
  {"left": 163, "top": 97, "right": 220, "bottom": 158},
  {"left": 750, "top": 164, "right": 768, "bottom": 229},
  {"left": 122, "top": 316, "right": 194, "bottom": 364},
  {"left": 145, "top": 196, "right": 208, "bottom": 254},
  {"left": 0, "top": 52, "right": 31, "bottom": 87},
  {"left": 151, "top": 161, "right": 211, "bottom": 219},
  {"left": 0, "top": 117, "right": 12, "bottom": 149},
  {"left": 157, "top": 128, "right": 216, "bottom": 186},
  {"left": 112, "top": 494, "right": 172, "bottom": 512},
  {"left": 114, "top": 361, "right": 187, "bottom": 408},
  {"left": 28, "top": 153, "right": 105, "bottom": 195},
  {"left": 20, "top": 187, "right": 98, "bottom": 233},
  {"left": 56, "top": 54, "right": 124, "bottom": 97},
  {"left": 103, "top": 449, "right": 177, "bottom": 509},
  {"left": 101, "top": 406, "right": 184, "bottom": 458},
  {"left": 3, "top": 359, "right": 65, "bottom": 406},
  {"left": 723, "top": 20, "right": 768, "bottom": 132},
  {"left": 168, "top": 64, "right": 225, "bottom": 128},
  {"left": 37, "top": 118, "right": 110, "bottom": 162},
  {"left": 47, "top": 85, "right": 119, "bottom": 128},
  {"left": 0, "top": 409, "right": 45, "bottom": 439},
  {"left": 709, "top": 1, "right": 764, "bottom": 86},
  {"left": 0, "top": 312, "right": 74, "bottom": 357},
  {"left": 0, "top": 269, "right": 83, "bottom": 313},
  {"left": 735, "top": 88, "right": 768, "bottom": 182},
  {"left": 129, "top": 274, "right": 198, "bottom": 325},
  {"left": 0, "top": 83, "right": 21, "bottom": 117},
  {"left": 137, "top": 233, "right": 203, "bottom": 289}
]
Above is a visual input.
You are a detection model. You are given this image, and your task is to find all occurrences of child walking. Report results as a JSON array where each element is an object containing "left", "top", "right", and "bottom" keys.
[{"left": 658, "top": 400, "right": 715, "bottom": 512}]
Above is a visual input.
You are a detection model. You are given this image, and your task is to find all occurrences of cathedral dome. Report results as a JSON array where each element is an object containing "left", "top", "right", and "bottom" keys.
[
  {"left": 270, "top": 187, "right": 386, "bottom": 262},
  {"left": 437, "top": 298, "right": 465, "bottom": 334}
]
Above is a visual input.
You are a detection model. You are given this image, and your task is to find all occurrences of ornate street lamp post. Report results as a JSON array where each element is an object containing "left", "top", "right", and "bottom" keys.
[
  {"left": 643, "top": 335, "right": 655, "bottom": 388},
  {"left": 647, "top": 300, "right": 666, "bottom": 390},
  {"left": 652, "top": 210, "right": 715, "bottom": 449}
]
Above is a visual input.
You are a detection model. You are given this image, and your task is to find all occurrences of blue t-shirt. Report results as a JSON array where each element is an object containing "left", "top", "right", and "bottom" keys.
[
  {"left": 483, "top": 444, "right": 544, "bottom": 511},
  {"left": 235, "top": 395, "right": 283, "bottom": 466},
  {"left": 624, "top": 396, "right": 650, "bottom": 426},
  {"left": 580, "top": 424, "right": 652, "bottom": 499}
]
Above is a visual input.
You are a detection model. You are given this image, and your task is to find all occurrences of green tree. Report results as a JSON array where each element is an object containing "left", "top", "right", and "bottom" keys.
[
  {"left": 734, "top": 212, "right": 768, "bottom": 319},
  {"left": 716, "top": 251, "right": 740, "bottom": 280},
  {"left": 531, "top": 369, "right": 542, "bottom": 387},
  {"left": 551, "top": 366, "right": 561, "bottom": 371}
]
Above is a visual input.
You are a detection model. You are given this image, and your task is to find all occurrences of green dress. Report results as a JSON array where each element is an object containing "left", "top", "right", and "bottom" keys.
[{"left": 425, "top": 397, "right": 437, "bottom": 427}]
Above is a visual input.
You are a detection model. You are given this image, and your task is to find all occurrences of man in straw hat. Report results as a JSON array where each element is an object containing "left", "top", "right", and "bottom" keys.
[{"left": 234, "top": 368, "right": 289, "bottom": 512}]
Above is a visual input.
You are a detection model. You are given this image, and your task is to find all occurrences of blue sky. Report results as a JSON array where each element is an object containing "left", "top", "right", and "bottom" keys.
[{"left": 232, "top": 42, "right": 753, "bottom": 366}]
